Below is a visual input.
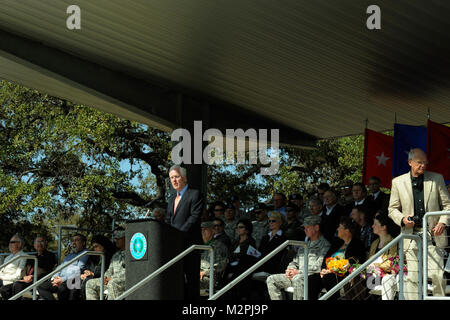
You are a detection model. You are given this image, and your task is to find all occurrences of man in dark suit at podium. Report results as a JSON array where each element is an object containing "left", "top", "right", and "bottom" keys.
[{"left": 166, "top": 165, "right": 203, "bottom": 299}]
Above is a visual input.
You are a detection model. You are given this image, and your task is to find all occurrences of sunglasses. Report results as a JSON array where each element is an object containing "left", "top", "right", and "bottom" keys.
[
  {"left": 269, "top": 219, "right": 279, "bottom": 223},
  {"left": 9, "top": 241, "right": 20, "bottom": 244}
]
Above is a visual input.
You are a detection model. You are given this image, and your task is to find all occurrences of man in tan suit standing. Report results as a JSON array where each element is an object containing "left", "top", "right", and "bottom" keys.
[{"left": 389, "top": 148, "right": 450, "bottom": 299}]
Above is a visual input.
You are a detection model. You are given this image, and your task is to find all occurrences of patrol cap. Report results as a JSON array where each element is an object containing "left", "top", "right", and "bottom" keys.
[
  {"left": 201, "top": 221, "right": 215, "bottom": 229},
  {"left": 113, "top": 229, "right": 125, "bottom": 239},
  {"left": 302, "top": 215, "right": 322, "bottom": 227}
]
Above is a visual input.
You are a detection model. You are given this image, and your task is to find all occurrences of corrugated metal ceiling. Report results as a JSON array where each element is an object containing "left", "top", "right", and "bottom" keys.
[{"left": 1, "top": 0, "right": 449, "bottom": 139}]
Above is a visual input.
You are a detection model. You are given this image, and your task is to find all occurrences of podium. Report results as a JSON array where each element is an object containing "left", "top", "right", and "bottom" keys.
[{"left": 125, "top": 218, "right": 185, "bottom": 299}]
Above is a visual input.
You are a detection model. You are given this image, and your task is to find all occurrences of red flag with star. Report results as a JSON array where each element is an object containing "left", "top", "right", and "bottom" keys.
[
  {"left": 362, "top": 129, "right": 394, "bottom": 188},
  {"left": 427, "top": 120, "right": 450, "bottom": 181}
]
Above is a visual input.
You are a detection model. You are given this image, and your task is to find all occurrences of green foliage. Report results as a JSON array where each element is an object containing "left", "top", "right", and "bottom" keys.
[{"left": 0, "top": 79, "right": 367, "bottom": 251}]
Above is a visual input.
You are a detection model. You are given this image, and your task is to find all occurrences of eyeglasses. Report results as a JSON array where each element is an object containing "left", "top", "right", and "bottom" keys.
[
  {"left": 9, "top": 241, "right": 20, "bottom": 244},
  {"left": 269, "top": 220, "right": 279, "bottom": 223},
  {"left": 237, "top": 225, "right": 245, "bottom": 229},
  {"left": 413, "top": 160, "right": 428, "bottom": 165}
]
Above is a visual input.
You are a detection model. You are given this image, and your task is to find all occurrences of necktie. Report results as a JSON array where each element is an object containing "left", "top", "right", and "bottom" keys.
[{"left": 174, "top": 193, "right": 181, "bottom": 215}]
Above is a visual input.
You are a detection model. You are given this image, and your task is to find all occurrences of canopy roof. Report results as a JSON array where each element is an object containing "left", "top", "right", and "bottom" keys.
[{"left": 1, "top": 0, "right": 449, "bottom": 148}]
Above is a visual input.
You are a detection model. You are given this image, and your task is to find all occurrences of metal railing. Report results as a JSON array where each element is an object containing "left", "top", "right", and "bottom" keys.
[
  {"left": 0, "top": 254, "right": 38, "bottom": 300},
  {"left": 10, "top": 250, "right": 105, "bottom": 300},
  {"left": 319, "top": 233, "right": 422, "bottom": 300},
  {"left": 57, "top": 226, "right": 112, "bottom": 264},
  {"left": 422, "top": 210, "right": 450, "bottom": 300},
  {"left": 116, "top": 244, "right": 214, "bottom": 300},
  {"left": 209, "top": 240, "right": 308, "bottom": 300}
]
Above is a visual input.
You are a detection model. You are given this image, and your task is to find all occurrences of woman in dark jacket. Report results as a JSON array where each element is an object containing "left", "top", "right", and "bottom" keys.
[
  {"left": 258, "top": 211, "right": 288, "bottom": 274},
  {"left": 308, "top": 216, "right": 366, "bottom": 300},
  {"left": 80, "top": 235, "right": 116, "bottom": 300},
  {"left": 223, "top": 219, "right": 257, "bottom": 299}
]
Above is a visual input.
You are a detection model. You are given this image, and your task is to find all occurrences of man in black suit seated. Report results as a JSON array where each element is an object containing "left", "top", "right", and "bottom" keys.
[
  {"left": 165, "top": 165, "right": 203, "bottom": 299},
  {"left": 321, "top": 190, "right": 345, "bottom": 243},
  {"left": 367, "top": 176, "right": 390, "bottom": 214},
  {"left": 351, "top": 182, "right": 376, "bottom": 220}
]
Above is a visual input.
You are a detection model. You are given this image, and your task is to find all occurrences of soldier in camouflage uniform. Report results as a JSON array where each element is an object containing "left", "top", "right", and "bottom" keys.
[
  {"left": 251, "top": 203, "right": 270, "bottom": 248},
  {"left": 200, "top": 221, "right": 229, "bottom": 292},
  {"left": 85, "top": 227, "right": 126, "bottom": 300},
  {"left": 289, "top": 194, "right": 310, "bottom": 224},
  {"left": 266, "top": 215, "right": 330, "bottom": 300},
  {"left": 223, "top": 204, "right": 238, "bottom": 242}
]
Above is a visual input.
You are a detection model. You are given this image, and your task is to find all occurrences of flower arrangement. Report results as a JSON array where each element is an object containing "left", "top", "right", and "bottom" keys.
[
  {"left": 388, "top": 255, "right": 408, "bottom": 275},
  {"left": 325, "top": 257, "right": 350, "bottom": 276},
  {"left": 348, "top": 255, "right": 408, "bottom": 279}
]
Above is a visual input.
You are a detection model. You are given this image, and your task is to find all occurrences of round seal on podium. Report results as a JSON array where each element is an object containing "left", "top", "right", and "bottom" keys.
[{"left": 130, "top": 232, "right": 147, "bottom": 260}]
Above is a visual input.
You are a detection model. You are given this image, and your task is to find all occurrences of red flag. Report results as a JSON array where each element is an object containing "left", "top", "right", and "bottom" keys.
[
  {"left": 427, "top": 120, "right": 450, "bottom": 180},
  {"left": 362, "top": 129, "right": 394, "bottom": 188}
]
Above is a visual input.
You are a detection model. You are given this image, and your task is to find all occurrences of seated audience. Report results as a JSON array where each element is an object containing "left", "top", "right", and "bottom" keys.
[
  {"left": 251, "top": 203, "right": 270, "bottom": 248},
  {"left": 272, "top": 193, "right": 287, "bottom": 217},
  {"left": 283, "top": 202, "right": 306, "bottom": 241},
  {"left": 85, "top": 227, "right": 126, "bottom": 300},
  {"left": 317, "top": 183, "right": 331, "bottom": 204},
  {"left": 351, "top": 205, "right": 376, "bottom": 256},
  {"left": 308, "top": 197, "right": 323, "bottom": 217},
  {"left": 223, "top": 219, "right": 258, "bottom": 299},
  {"left": 211, "top": 201, "right": 226, "bottom": 219},
  {"left": 212, "top": 217, "right": 232, "bottom": 252},
  {"left": 367, "top": 176, "right": 390, "bottom": 214},
  {"left": 368, "top": 214, "right": 401, "bottom": 300},
  {"left": 10, "top": 235, "right": 56, "bottom": 299},
  {"left": 80, "top": 235, "right": 116, "bottom": 300},
  {"left": 0, "top": 234, "right": 27, "bottom": 299},
  {"left": 289, "top": 193, "right": 310, "bottom": 223},
  {"left": 266, "top": 215, "right": 330, "bottom": 300},
  {"left": 351, "top": 182, "right": 376, "bottom": 219},
  {"left": 308, "top": 217, "right": 366, "bottom": 300},
  {"left": 37, "top": 233, "right": 88, "bottom": 300},
  {"left": 258, "top": 212, "right": 288, "bottom": 275},
  {"left": 223, "top": 203, "right": 238, "bottom": 242},
  {"left": 321, "top": 190, "right": 345, "bottom": 243},
  {"left": 199, "top": 221, "right": 229, "bottom": 293},
  {"left": 339, "top": 179, "right": 354, "bottom": 210}
]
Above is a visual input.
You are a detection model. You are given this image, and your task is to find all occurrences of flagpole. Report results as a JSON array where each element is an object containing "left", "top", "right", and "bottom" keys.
[{"left": 427, "top": 108, "right": 430, "bottom": 120}]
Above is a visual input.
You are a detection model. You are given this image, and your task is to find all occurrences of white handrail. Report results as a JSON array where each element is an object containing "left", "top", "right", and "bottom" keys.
[
  {"left": 9, "top": 250, "right": 105, "bottom": 300},
  {"left": 115, "top": 245, "right": 213, "bottom": 300},
  {"left": 0, "top": 254, "right": 38, "bottom": 300},
  {"left": 319, "top": 233, "right": 422, "bottom": 300},
  {"left": 209, "top": 240, "right": 308, "bottom": 300},
  {"left": 422, "top": 210, "right": 450, "bottom": 300}
]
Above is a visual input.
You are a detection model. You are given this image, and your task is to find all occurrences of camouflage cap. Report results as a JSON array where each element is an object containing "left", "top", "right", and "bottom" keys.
[
  {"left": 201, "top": 221, "right": 215, "bottom": 229},
  {"left": 302, "top": 215, "right": 322, "bottom": 226},
  {"left": 113, "top": 229, "right": 125, "bottom": 239}
]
